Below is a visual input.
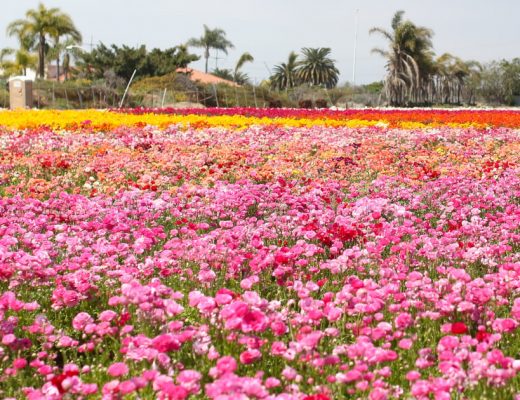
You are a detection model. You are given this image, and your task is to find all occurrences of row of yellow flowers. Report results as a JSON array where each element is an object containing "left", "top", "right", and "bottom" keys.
[{"left": 0, "top": 109, "right": 492, "bottom": 130}]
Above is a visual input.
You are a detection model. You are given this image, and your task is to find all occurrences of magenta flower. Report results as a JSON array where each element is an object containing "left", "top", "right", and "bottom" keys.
[{"left": 107, "top": 362, "right": 129, "bottom": 377}]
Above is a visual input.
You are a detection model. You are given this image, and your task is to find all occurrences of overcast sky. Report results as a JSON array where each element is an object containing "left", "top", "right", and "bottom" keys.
[{"left": 2, "top": 0, "right": 519, "bottom": 84}]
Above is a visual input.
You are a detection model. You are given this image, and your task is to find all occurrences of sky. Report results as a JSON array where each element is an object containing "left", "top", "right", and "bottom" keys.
[{"left": 2, "top": 0, "right": 519, "bottom": 85}]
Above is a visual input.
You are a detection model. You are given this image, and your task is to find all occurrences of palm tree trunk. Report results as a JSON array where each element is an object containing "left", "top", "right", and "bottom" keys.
[
  {"left": 56, "top": 37, "right": 60, "bottom": 82},
  {"left": 204, "top": 47, "right": 210, "bottom": 73},
  {"left": 56, "top": 57, "right": 60, "bottom": 82},
  {"left": 39, "top": 35, "right": 46, "bottom": 78}
]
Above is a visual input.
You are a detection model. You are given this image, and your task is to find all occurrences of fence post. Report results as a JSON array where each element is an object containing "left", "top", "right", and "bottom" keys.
[
  {"left": 161, "top": 88, "right": 167, "bottom": 108},
  {"left": 222, "top": 87, "right": 228, "bottom": 107},
  {"left": 119, "top": 69, "right": 137, "bottom": 108},
  {"left": 64, "top": 86, "right": 69, "bottom": 108},
  {"left": 77, "top": 88, "right": 83, "bottom": 108},
  {"left": 253, "top": 85, "right": 258, "bottom": 108},
  {"left": 37, "top": 82, "right": 40, "bottom": 108},
  {"left": 91, "top": 87, "right": 96, "bottom": 108},
  {"left": 212, "top": 84, "right": 219, "bottom": 107}
]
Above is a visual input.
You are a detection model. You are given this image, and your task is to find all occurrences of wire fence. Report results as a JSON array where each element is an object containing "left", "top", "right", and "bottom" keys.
[{"left": 1, "top": 79, "right": 383, "bottom": 109}]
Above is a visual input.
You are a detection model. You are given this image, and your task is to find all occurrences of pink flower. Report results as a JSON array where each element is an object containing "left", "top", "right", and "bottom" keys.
[
  {"left": 13, "top": 358, "right": 27, "bottom": 369},
  {"left": 107, "top": 362, "right": 128, "bottom": 377},
  {"left": 492, "top": 318, "right": 518, "bottom": 333},
  {"left": 216, "top": 356, "right": 237, "bottom": 375},
  {"left": 406, "top": 370, "right": 421, "bottom": 381},
  {"left": 265, "top": 377, "right": 280, "bottom": 388},
  {"left": 2, "top": 334, "right": 15, "bottom": 345},
  {"left": 157, "top": 382, "right": 188, "bottom": 400},
  {"left": 72, "top": 312, "right": 93, "bottom": 331},
  {"left": 282, "top": 366, "right": 297, "bottom": 380},
  {"left": 176, "top": 370, "right": 202, "bottom": 393},
  {"left": 395, "top": 313, "right": 412, "bottom": 329},
  {"left": 239, "top": 349, "right": 261, "bottom": 364},
  {"left": 98, "top": 310, "right": 118, "bottom": 322},
  {"left": 152, "top": 334, "right": 180, "bottom": 353},
  {"left": 512, "top": 298, "right": 520, "bottom": 320},
  {"left": 119, "top": 380, "right": 137, "bottom": 395}
]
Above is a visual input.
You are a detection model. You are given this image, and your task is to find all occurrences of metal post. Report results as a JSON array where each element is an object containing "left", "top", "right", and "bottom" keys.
[
  {"left": 119, "top": 69, "right": 137, "bottom": 108},
  {"left": 161, "top": 88, "right": 167, "bottom": 108},
  {"left": 91, "top": 87, "right": 96, "bottom": 108},
  {"left": 64, "top": 86, "right": 69, "bottom": 108},
  {"left": 253, "top": 82, "right": 258, "bottom": 108},
  {"left": 212, "top": 84, "right": 219, "bottom": 107},
  {"left": 77, "top": 88, "right": 83, "bottom": 108}
]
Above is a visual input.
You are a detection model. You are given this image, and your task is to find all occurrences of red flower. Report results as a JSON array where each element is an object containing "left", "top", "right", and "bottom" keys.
[
  {"left": 451, "top": 322, "right": 468, "bottom": 335},
  {"left": 303, "top": 394, "right": 330, "bottom": 400},
  {"left": 117, "top": 312, "right": 131, "bottom": 327},
  {"left": 51, "top": 370, "right": 79, "bottom": 394},
  {"left": 476, "top": 330, "right": 491, "bottom": 342}
]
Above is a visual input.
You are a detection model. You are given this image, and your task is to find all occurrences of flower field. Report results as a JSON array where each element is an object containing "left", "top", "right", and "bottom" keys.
[{"left": 0, "top": 108, "right": 520, "bottom": 400}]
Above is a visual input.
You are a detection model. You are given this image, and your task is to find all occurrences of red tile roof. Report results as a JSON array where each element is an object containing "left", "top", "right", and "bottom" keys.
[{"left": 176, "top": 68, "right": 240, "bottom": 87}]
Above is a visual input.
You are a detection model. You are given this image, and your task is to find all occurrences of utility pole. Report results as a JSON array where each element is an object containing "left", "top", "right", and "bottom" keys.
[
  {"left": 352, "top": 9, "right": 359, "bottom": 85},
  {"left": 214, "top": 50, "right": 223, "bottom": 70}
]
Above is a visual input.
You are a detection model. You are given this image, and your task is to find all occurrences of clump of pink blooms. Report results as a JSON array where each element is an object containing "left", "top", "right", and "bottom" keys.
[{"left": 1, "top": 119, "right": 520, "bottom": 399}]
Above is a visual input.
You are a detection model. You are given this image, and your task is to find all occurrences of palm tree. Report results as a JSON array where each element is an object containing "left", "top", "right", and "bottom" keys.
[
  {"left": 233, "top": 52, "right": 254, "bottom": 84},
  {"left": 6, "top": 3, "right": 81, "bottom": 79},
  {"left": 212, "top": 52, "right": 254, "bottom": 85},
  {"left": 2, "top": 18, "right": 38, "bottom": 78},
  {"left": 296, "top": 47, "right": 339, "bottom": 89},
  {"left": 270, "top": 52, "right": 299, "bottom": 91},
  {"left": 462, "top": 60, "right": 482, "bottom": 105},
  {"left": 0, "top": 48, "right": 37, "bottom": 77},
  {"left": 370, "top": 10, "right": 434, "bottom": 105},
  {"left": 49, "top": 16, "right": 82, "bottom": 81},
  {"left": 187, "top": 25, "right": 234, "bottom": 73},
  {"left": 212, "top": 67, "right": 234, "bottom": 81}
]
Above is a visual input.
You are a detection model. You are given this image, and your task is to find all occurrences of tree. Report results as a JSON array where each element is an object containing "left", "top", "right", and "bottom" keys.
[
  {"left": 1, "top": 47, "right": 38, "bottom": 77},
  {"left": 187, "top": 25, "right": 234, "bottom": 73},
  {"left": 500, "top": 58, "right": 520, "bottom": 104},
  {"left": 145, "top": 45, "right": 199, "bottom": 76},
  {"left": 270, "top": 52, "right": 299, "bottom": 91},
  {"left": 212, "top": 68, "right": 234, "bottom": 81},
  {"left": 49, "top": 14, "right": 82, "bottom": 81},
  {"left": 370, "top": 10, "right": 434, "bottom": 105},
  {"left": 233, "top": 52, "right": 254, "bottom": 84},
  {"left": 7, "top": 3, "right": 81, "bottom": 79},
  {"left": 213, "top": 52, "right": 254, "bottom": 85},
  {"left": 296, "top": 47, "right": 339, "bottom": 89},
  {"left": 76, "top": 43, "right": 199, "bottom": 81}
]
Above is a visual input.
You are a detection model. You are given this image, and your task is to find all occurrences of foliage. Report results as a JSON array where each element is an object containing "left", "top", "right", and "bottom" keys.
[
  {"left": 7, "top": 3, "right": 81, "bottom": 78},
  {"left": 211, "top": 68, "right": 234, "bottom": 82},
  {"left": 187, "top": 25, "right": 234, "bottom": 73},
  {"left": 370, "top": 10, "right": 434, "bottom": 105},
  {"left": 0, "top": 48, "right": 37, "bottom": 77},
  {"left": 270, "top": 51, "right": 300, "bottom": 90},
  {"left": 211, "top": 53, "right": 254, "bottom": 85},
  {"left": 296, "top": 47, "right": 339, "bottom": 89},
  {"left": 369, "top": 10, "right": 520, "bottom": 107},
  {"left": 75, "top": 43, "right": 199, "bottom": 82}
]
